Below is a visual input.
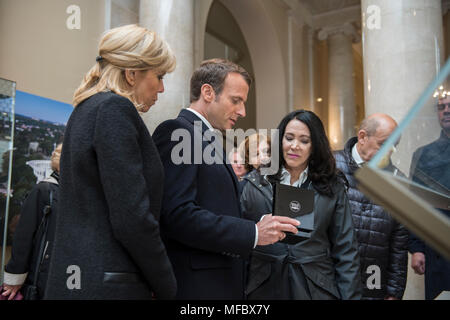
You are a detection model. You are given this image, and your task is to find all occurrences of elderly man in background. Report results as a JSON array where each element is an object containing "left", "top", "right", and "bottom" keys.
[{"left": 335, "top": 113, "right": 408, "bottom": 300}]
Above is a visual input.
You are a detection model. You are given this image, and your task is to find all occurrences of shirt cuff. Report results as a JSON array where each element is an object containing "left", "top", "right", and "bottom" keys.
[
  {"left": 254, "top": 225, "right": 258, "bottom": 248},
  {"left": 3, "top": 271, "right": 28, "bottom": 286},
  {"left": 254, "top": 214, "right": 268, "bottom": 248}
]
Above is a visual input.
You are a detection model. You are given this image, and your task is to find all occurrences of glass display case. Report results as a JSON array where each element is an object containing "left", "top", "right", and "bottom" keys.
[
  {"left": 356, "top": 60, "right": 450, "bottom": 260},
  {"left": 0, "top": 78, "right": 16, "bottom": 285}
]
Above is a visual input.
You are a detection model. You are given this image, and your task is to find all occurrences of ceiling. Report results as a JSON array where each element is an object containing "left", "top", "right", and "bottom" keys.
[{"left": 300, "top": 0, "right": 361, "bottom": 15}]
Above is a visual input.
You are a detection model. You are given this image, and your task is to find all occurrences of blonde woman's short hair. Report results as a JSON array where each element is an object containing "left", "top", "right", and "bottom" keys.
[{"left": 72, "top": 24, "right": 176, "bottom": 110}]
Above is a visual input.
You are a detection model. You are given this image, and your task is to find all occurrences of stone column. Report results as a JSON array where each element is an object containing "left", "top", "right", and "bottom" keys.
[
  {"left": 308, "top": 27, "right": 315, "bottom": 113},
  {"left": 443, "top": 0, "right": 450, "bottom": 60},
  {"left": 139, "top": 0, "right": 195, "bottom": 133},
  {"left": 318, "top": 23, "right": 359, "bottom": 150},
  {"left": 361, "top": 0, "right": 445, "bottom": 300}
]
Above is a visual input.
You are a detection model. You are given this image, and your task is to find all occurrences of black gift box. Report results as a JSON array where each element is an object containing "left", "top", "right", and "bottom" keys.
[{"left": 273, "top": 183, "right": 315, "bottom": 245}]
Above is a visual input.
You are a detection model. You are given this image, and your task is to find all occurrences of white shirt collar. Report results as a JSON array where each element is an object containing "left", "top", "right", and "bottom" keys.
[
  {"left": 186, "top": 108, "right": 214, "bottom": 130},
  {"left": 352, "top": 143, "right": 365, "bottom": 167},
  {"left": 280, "top": 166, "right": 309, "bottom": 187}
]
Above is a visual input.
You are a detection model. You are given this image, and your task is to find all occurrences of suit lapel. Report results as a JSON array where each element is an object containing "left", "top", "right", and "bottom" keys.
[{"left": 178, "top": 109, "right": 242, "bottom": 205}]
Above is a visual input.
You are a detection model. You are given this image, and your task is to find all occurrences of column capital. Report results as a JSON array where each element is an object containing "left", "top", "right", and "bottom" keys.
[{"left": 318, "top": 22, "right": 360, "bottom": 43}]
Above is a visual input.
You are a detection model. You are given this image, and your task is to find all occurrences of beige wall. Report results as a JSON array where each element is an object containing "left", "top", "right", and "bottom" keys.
[
  {"left": 0, "top": 0, "right": 105, "bottom": 104},
  {"left": 315, "top": 36, "right": 365, "bottom": 139},
  {"left": 316, "top": 38, "right": 329, "bottom": 132},
  {"left": 259, "top": 0, "right": 290, "bottom": 98},
  {"left": 292, "top": 23, "right": 315, "bottom": 112},
  {"left": 194, "top": 0, "right": 317, "bottom": 130},
  {"left": 204, "top": 1, "right": 256, "bottom": 131},
  {"left": 353, "top": 42, "right": 365, "bottom": 130},
  {"left": 111, "top": 0, "right": 139, "bottom": 28}
]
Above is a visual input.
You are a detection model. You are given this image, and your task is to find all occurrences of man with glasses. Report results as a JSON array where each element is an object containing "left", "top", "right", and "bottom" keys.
[{"left": 408, "top": 95, "right": 450, "bottom": 300}]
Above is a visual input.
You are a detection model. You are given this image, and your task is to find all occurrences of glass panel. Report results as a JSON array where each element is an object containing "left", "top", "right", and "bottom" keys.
[
  {"left": 0, "top": 78, "right": 16, "bottom": 285},
  {"left": 366, "top": 58, "right": 450, "bottom": 257}
]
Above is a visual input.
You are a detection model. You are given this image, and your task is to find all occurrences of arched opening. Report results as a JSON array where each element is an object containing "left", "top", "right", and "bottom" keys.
[
  {"left": 200, "top": 0, "right": 288, "bottom": 130},
  {"left": 204, "top": 1, "right": 256, "bottom": 131}
]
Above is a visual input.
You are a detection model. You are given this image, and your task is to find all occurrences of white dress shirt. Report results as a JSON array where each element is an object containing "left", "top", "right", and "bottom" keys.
[
  {"left": 186, "top": 108, "right": 214, "bottom": 130},
  {"left": 351, "top": 144, "right": 365, "bottom": 167},
  {"left": 280, "top": 166, "right": 309, "bottom": 187}
]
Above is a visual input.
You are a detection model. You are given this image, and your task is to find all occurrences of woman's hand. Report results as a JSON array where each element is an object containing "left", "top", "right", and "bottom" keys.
[{"left": 1, "top": 284, "right": 22, "bottom": 300}]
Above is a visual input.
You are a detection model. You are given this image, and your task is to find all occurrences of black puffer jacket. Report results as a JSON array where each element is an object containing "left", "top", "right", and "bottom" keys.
[{"left": 334, "top": 137, "right": 408, "bottom": 300}]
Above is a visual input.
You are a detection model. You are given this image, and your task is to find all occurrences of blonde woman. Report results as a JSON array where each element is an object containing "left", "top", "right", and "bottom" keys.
[{"left": 44, "top": 25, "right": 177, "bottom": 300}]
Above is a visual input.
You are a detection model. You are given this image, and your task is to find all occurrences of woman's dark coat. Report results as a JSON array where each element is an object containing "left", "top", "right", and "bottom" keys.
[
  {"left": 44, "top": 92, "right": 176, "bottom": 300},
  {"left": 240, "top": 170, "right": 362, "bottom": 300},
  {"left": 4, "top": 173, "right": 59, "bottom": 299}
]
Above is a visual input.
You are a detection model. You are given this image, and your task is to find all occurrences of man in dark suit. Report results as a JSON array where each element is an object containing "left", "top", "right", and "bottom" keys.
[{"left": 153, "top": 59, "right": 299, "bottom": 299}]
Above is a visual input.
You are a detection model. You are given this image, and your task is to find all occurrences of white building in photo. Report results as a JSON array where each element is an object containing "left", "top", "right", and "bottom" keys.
[{"left": 25, "top": 159, "right": 52, "bottom": 183}]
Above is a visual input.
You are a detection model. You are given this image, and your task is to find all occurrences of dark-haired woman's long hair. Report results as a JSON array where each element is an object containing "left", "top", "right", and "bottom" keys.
[{"left": 268, "top": 110, "right": 346, "bottom": 197}]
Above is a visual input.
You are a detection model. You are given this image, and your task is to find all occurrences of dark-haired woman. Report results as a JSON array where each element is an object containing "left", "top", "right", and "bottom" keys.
[{"left": 241, "top": 110, "right": 362, "bottom": 300}]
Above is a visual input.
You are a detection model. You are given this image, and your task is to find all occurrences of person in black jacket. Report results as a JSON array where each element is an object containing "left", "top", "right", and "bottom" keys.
[
  {"left": 408, "top": 96, "right": 450, "bottom": 300},
  {"left": 44, "top": 24, "right": 177, "bottom": 300},
  {"left": 2, "top": 144, "right": 61, "bottom": 300},
  {"left": 334, "top": 113, "right": 408, "bottom": 300},
  {"left": 241, "top": 110, "right": 362, "bottom": 300}
]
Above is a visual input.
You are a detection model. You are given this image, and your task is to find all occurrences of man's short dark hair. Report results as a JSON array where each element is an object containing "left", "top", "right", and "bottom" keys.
[{"left": 190, "top": 58, "right": 252, "bottom": 103}]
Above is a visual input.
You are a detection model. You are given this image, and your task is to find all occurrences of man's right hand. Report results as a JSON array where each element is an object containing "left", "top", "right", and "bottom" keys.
[
  {"left": 411, "top": 252, "right": 426, "bottom": 275},
  {"left": 256, "top": 214, "right": 300, "bottom": 246}
]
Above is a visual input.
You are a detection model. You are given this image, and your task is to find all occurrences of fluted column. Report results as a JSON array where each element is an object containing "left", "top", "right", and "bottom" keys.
[
  {"left": 361, "top": 0, "right": 443, "bottom": 168},
  {"left": 319, "top": 23, "right": 359, "bottom": 150},
  {"left": 361, "top": 0, "right": 445, "bottom": 300},
  {"left": 139, "top": 0, "right": 195, "bottom": 132}
]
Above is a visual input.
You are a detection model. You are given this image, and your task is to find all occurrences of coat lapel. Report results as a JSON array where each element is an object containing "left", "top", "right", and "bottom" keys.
[{"left": 178, "top": 109, "right": 241, "bottom": 202}]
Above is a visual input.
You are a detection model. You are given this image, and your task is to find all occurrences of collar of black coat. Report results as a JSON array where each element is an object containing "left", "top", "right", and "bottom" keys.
[
  {"left": 43, "top": 171, "right": 59, "bottom": 185},
  {"left": 50, "top": 171, "right": 60, "bottom": 182},
  {"left": 342, "top": 137, "right": 360, "bottom": 172},
  {"left": 243, "top": 170, "right": 273, "bottom": 202}
]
